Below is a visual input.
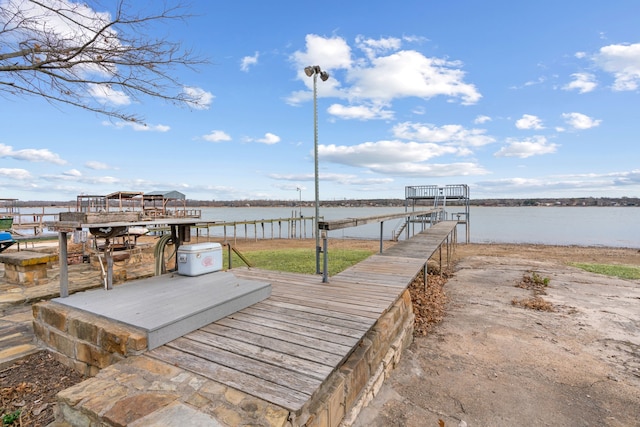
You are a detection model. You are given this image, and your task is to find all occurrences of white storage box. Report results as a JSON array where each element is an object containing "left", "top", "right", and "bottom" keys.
[{"left": 177, "top": 242, "right": 222, "bottom": 276}]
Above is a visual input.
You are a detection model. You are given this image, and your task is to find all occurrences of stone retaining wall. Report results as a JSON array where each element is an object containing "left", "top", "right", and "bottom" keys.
[
  {"left": 32, "top": 301, "right": 147, "bottom": 377},
  {"left": 305, "top": 288, "right": 414, "bottom": 427}
]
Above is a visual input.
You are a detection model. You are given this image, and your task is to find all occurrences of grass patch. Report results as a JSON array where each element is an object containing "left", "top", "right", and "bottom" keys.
[
  {"left": 224, "top": 247, "right": 374, "bottom": 276},
  {"left": 570, "top": 263, "right": 640, "bottom": 280}
]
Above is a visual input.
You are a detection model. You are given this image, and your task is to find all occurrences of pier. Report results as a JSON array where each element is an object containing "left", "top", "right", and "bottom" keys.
[{"left": 30, "top": 216, "right": 457, "bottom": 426}]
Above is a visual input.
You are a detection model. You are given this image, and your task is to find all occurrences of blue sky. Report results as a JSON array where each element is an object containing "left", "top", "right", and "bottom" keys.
[{"left": 2, "top": 0, "right": 640, "bottom": 202}]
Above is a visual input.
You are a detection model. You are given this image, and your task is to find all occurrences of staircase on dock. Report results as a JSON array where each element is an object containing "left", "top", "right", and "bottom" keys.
[{"left": 396, "top": 184, "right": 470, "bottom": 243}]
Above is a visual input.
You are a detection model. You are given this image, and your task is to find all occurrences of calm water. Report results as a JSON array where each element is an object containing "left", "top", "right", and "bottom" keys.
[
  {"left": 23, "top": 205, "right": 640, "bottom": 248},
  {"left": 197, "top": 206, "right": 639, "bottom": 248},
  {"left": 468, "top": 206, "right": 638, "bottom": 248}
]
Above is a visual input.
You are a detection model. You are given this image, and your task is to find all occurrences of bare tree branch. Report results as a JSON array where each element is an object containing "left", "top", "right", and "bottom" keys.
[{"left": 0, "top": 0, "right": 207, "bottom": 122}]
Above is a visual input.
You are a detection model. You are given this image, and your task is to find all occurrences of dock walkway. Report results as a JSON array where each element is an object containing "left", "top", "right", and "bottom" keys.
[{"left": 32, "top": 222, "right": 457, "bottom": 426}]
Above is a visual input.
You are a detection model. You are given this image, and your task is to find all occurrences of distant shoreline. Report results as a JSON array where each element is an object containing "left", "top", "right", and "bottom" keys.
[{"left": 9, "top": 196, "right": 640, "bottom": 209}]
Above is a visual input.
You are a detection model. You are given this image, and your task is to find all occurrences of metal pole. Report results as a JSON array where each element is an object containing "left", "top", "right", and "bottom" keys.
[
  {"left": 58, "top": 232, "right": 68, "bottom": 298},
  {"left": 314, "top": 72, "right": 321, "bottom": 274},
  {"left": 322, "top": 232, "right": 328, "bottom": 283}
]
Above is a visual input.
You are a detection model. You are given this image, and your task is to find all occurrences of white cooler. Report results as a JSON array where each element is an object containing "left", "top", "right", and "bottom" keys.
[{"left": 177, "top": 242, "right": 222, "bottom": 276}]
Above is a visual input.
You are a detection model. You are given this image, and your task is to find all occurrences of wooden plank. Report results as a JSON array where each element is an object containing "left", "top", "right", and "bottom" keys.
[
  {"left": 318, "top": 209, "right": 438, "bottom": 231},
  {"left": 167, "top": 337, "right": 320, "bottom": 395},
  {"left": 239, "top": 306, "right": 366, "bottom": 339},
  {"left": 265, "top": 294, "right": 386, "bottom": 318},
  {"left": 269, "top": 284, "right": 396, "bottom": 306},
  {"left": 251, "top": 301, "right": 372, "bottom": 332},
  {"left": 201, "top": 323, "right": 343, "bottom": 366},
  {"left": 224, "top": 312, "right": 358, "bottom": 347},
  {"left": 212, "top": 317, "right": 352, "bottom": 355},
  {"left": 256, "top": 299, "right": 380, "bottom": 324},
  {"left": 186, "top": 330, "right": 333, "bottom": 379},
  {"left": 147, "top": 347, "right": 310, "bottom": 411}
]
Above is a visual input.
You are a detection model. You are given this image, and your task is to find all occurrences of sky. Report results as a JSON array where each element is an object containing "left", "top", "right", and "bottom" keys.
[{"left": 1, "top": 0, "right": 640, "bottom": 202}]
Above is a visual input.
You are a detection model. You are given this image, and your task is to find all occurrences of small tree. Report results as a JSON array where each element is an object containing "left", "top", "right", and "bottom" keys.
[{"left": 0, "top": 0, "right": 206, "bottom": 122}]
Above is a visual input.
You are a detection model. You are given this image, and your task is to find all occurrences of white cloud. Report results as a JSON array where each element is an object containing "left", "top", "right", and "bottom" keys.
[
  {"left": 370, "top": 162, "right": 488, "bottom": 177},
  {"left": 103, "top": 121, "right": 170, "bottom": 132},
  {"left": 314, "top": 136, "right": 491, "bottom": 179},
  {"left": 593, "top": 43, "right": 640, "bottom": 91},
  {"left": 202, "top": 130, "right": 232, "bottom": 142},
  {"left": 183, "top": 86, "right": 214, "bottom": 110},
  {"left": 476, "top": 169, "right": 640, "bottom": 194},
  {"left": 494, "top": 136, "right": 558, "bottom": 158},
  {"left": 63, "top": 169, "right": 82, "bottom": 177},
  {"left": 474, "top": 115, "right": 492, "bottom": 124},
  {"left": 255, "top": 133, "right": 281, "bottom": 145},
  {"left": 355, "top": 35, "right": 402, "bottom": 59},
  {"left": 85, "top": 161, "right": 111, "bottom": 170},
  {"left": 0, "top": 143, "right": 66, "bottom": 164},
  {"left": 515, "top": 114, "right": 544, "bottom": 130},
  {"left": 327, "top": 103, "right": 394, "bottom": 120},
  {"left": 240, "top": 52, "right": 259, "bottom": 72},
  {"left": 88, "top": 84, "right": 131, "bottom": 106},
  {"left": 268, "top": 172, "right": 395, "bottom": 185},
  {"left": 45, "top": 172, "right": 120, "bottom": 184},
  {"left": 353, "top": 50, "right": 481, "bottom": 104},
  {"left": 319, "top": 140, "right": 457, "bottom": 166},
  {"left": 292, "top": 34, "right": 353, "bottom": 72},
  {"left": 562, "top": 72, "right": 597, "bottom": 93},
  {"left": 288, "top": 34, "right": 481, "bottom": 107},
  {"left": 392, "top": 122, "right": 495, "bottom": 147},
  {"left": 562, "top": 112, "right": 602, "bottom": 130},
  {"left": 0, "top": 168, "right": 32, "bottom": 180},
  {"left": 523, "top": 76, "right": 546, "bottom": 87}
]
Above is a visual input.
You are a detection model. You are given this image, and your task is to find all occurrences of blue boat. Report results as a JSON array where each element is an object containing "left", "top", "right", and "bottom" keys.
[{"left": 0, "top": 230, "right": 15, "bottom": 253}]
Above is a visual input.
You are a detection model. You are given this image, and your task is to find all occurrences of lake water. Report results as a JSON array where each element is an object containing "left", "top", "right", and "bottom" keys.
[
  {"left": 21, "top": 205, "right": 640, "bottom": 248},
  {"left": 197, "top": 206, "right": 639, "bottom": 248}
]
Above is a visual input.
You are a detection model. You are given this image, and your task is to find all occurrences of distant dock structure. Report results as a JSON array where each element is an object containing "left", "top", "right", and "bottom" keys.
[
  {"left": 404, "top": 184, "right": 470, "bottom": 243},
  {"left": 76, "top": 190, "right": 201, "bottom": 219}
]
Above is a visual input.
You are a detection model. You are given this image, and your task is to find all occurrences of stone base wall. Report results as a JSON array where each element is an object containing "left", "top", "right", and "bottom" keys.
[
  {"left": 32, "top": 301, "right": 147, "bottom": 377},
  {"left": 299, "top": 288, "right": 415, "bottom": 427}
]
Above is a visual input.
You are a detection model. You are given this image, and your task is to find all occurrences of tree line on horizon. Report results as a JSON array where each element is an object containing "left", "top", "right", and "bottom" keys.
[{"left": 9, "top": 196, "right": 639, "bottom": 208}]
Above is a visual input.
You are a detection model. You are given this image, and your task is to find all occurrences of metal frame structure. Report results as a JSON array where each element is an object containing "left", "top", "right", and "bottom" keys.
[{"left": 404, "top": 184, "right": 470, "bottom": 243}]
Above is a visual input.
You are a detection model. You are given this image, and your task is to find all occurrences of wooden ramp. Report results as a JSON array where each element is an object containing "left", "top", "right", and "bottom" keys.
[
  {"left": 144, "top": 222, "right": 459, "bottom": 413},
  {"left": 382, "top": 220, "right": 458, "bottom": 259}
]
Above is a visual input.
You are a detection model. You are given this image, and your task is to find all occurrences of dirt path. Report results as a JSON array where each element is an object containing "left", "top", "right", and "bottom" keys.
[{"left": 354, "top": 247, "right": 640, "bottom": 427}]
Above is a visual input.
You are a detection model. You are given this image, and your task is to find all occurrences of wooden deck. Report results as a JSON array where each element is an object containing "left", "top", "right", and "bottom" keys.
[{"left": 145, "top": 221, "right": 458, "bottom": 412}]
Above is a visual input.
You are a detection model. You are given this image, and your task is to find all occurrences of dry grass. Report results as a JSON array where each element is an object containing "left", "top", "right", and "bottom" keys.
[
  {"left": 512, "top": 271, "right": 555, "bottom": 311},
  {"left": 511, "top": 296, "right": 556, "bottom": 312}
]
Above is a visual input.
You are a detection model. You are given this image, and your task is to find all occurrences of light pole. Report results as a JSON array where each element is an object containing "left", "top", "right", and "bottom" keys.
[
  {"left": 296, "top": 186, "right": 302, "bottom": 217},
  {"left": 304, "top": 65, "right": 329, "bottom": 275}
]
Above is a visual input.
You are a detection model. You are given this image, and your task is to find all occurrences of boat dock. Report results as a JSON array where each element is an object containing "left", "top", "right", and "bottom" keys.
[{"left": 32, "top": 221, "right": 458, "bottom": 426}]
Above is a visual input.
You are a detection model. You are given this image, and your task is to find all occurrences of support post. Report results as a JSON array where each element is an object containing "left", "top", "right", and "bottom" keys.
[
  {"left": 379, "top": 221, "right": 384, "bottom": 254},
  {"left": 59, "top": 231, "right": 68, "bottom": 298},
  {"left": 423, "top": 263, "right": 428, "bottom": 293},
  {"left": 106, "top": 247, "right": 113, "bottom": 290},
  {"left": 322, "top": 232, "right": 328, "bottom": 283}
]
